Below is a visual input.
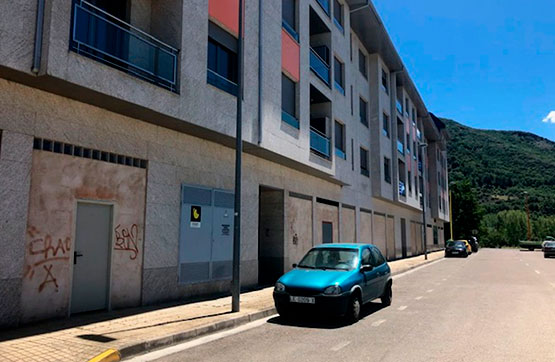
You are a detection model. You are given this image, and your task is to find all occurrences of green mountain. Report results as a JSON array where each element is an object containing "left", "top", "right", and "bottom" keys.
[{"left": 442, "top": 118, "right": 555, "bottom": 217}]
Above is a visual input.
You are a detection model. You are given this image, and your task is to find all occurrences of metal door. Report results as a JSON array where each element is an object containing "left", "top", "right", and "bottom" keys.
[
  {"left": 322, "top": 222, "right": 333, "bottom": 244},
  {"left": 71, "top": 203, "right": 112, "bottom": 314},
  {"left": 401, "top": 218, "right": 407, "bottom": 258}
]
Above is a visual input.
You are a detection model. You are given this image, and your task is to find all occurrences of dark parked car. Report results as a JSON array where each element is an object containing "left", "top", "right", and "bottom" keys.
[
  {"left": 273, "top": 244, "right": 392, "bottom": 323},
  {"left": 445, "top": 240, "right": 469, "bottom": 258},
  {"left": 468, "top": 237, "right": 479, "bottom": 253},
  {"left": 543, "top": 242, "right": 555, "bottom": 258}
]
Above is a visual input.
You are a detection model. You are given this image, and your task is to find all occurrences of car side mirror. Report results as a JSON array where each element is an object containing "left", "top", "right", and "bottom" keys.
[
  {"left": 292, "top": 263, "right": 297, "bottom": 268},
  {"left": 361, "top": 264, "right": 373, "bottom": 272}
]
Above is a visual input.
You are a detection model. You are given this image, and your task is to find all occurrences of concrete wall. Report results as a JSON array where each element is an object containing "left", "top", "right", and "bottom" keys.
[
  {"left": 341, "top": 207, "right": 356, "bottom": 243},
  {"left": 315, "top": 202, "right": 339, "bottom": 244},
  {"left": 360, "top": 210, "right": 373, "bottom": 244},
  {"left": 0, "top": 130, "right": 32, "bottom": 327},
  {"left": 21, "top": 151, "right": 146, "bottom": 323}
]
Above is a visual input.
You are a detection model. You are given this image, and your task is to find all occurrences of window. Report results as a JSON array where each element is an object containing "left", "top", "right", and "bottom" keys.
[
  {"left": 350, "top": 33, "right": 353, "bottom": 61},
  {"left": 360, "top": 147, "right": 369, "bottom": 176},
  {"left": 412, "top": 107, "right": 416, "bottom": 125},
  {"left": 381, "top": 69, "right": 389, "bottom": 94},
  {"left": 335, "top": 121, "right": 346, "bottom": 159},
  {"left": 350, "top": 85, "right": 354, "bottom": 115},
  {"left": 281, "top": 74, "right": 298, "bottom": 128},
  {"left": 406, "top": 133, "right": 411, "bottom": 153},
  {"left": 334, "top": 57, "right": 345, "bottom": 94},
  {"left": 359, "top": 97, "right": 368, "bottom": 126},
  {"left": 384, "top": 157, "right": 391, "bottom": 183},
  {"left": 405, "top": 98, "right": 409, "bottom": 116},
  {"left": 415, "top": 175, "right": 418, "bottom": 195},
  {"left": 408, "top": 171, "right": 412, "bottom": 194},
  {"left": 207, "top": 23, "right": 238, "bottom": 96},
  {"left": 382, "top": 113, "right": 390, "bottom": 137},
  {"left": 333, "top": 0, "right": 343, "bottom": 31},
  {"left": 282, "top": 0, "right": 298, "bottom": 41},
  {"left": 371, "top": 247, "right": 385, "bottom": 266},
  {"left": 413, "top": 141, "right": 417, "bottom": 160},
  {"left": 358, "top": 50, "right": 367, "bottom": 78},
  {"left": 361, "top": 248, "right": 371, "bottom": 266}
]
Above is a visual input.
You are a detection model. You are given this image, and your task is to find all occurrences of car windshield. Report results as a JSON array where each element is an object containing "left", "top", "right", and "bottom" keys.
[
  {"left": 297, "top": 248, "right": 359, "bottom": 271},
  {"left": 546, "top": 242, "right": 555, "bottom": 247},
  {"left": 453, "top": 241, "right": 466, "bottom": 247}
]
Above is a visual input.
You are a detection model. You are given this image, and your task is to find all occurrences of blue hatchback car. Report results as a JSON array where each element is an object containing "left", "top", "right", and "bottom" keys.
[{"left": 273, "top": 243, "right": 392, "bottom": 323}]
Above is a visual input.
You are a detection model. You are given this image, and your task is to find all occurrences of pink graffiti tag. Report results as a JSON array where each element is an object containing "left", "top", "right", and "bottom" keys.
[{"left": 114, "top": 224, "right": 139, "bottom": 260}]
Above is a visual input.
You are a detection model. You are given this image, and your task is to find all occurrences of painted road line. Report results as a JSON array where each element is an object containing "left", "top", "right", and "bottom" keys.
[
  {"left": 371, "top": 319, "right": 386, "bottom": 327},
  {"left": 126, "top": 315, "right": 275, "bottom": 362},
  {"left": 330, "top": 341, "right": 351, "bottom": 352},
  {"left": 535, "top": 270, "right": 541, "bottom": 274},
  {"left": 526, "top": 263, "right": 529, "bottom": 266},
  {"left": 442, "top": 278, "right": 447, "bottom": 281},
  {"left": 415, "top": 296, "right": 423, "bottom": 300},
  {"left": 398, "top": 306, "right": 408, "bottom": 311},
  {"left": 426, "top": 289, "right": 434, "bottom": 293}
]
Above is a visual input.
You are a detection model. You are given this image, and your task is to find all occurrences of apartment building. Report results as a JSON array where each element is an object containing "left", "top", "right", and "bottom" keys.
[{"left": 0, "top": 0, "right": 449, "bottom": 327}]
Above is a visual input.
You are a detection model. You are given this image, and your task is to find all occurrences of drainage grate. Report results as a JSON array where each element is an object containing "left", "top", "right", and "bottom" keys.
[{"left": 33, "top": 137, "right": 147, "bottom": 169}]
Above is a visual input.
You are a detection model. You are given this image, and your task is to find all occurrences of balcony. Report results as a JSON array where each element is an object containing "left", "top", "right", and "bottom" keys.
[
  {"left": 310, "top": 127, "right": 331, "bottom": 158},
  {"left": 310, "top": 48, "right": 330, "bottom": 86},
  {"left": 316, "top": 0, "right": 330, "bottom": 16},
  {"left": 397, "top": 140, "right": 404, "bottom": 154},
  {"left": 70, "top": 0, "right": 179, "bottom": 92},
  {"left": 282, "top": 111, "right": 300, "bottom": 129}
]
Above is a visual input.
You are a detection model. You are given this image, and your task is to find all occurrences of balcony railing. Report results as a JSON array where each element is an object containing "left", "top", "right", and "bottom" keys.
[
  {"left": 335, "top": 147, "right": 346, "bottom": 160},
  {"left": 208, "top": 69, "right": 238, "bottom": 96},
  {"left": 316, "top": 0, "right": 330, "bottom": 16},
  {"left": 71, "top": 0, "right": 179, "bottom": 92},
  {"left": 399, "top": 180, "right": 406, "bottom": 197},
  {"left": 418, "top": 161, "right": 423, "bottom": 172},
  {"left": 396, "top": 99, "right": 403, "bottom": 114},
  {"left": 397, "top": 140, "right": 404, "bottom": 154},
  {"left": 282, "top": 111, "right": 300, "bottom": 129},
  {"left": 310, "top": 127, "right": 330, "bottom": 158},
  {"left": 310, "top": 48, "right": 330, "bottom": 86}
]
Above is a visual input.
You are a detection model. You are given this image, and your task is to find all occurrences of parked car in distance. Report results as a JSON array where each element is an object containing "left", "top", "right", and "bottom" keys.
[
  {"left": 273, "top": 244, "right": 392, "bottom": 323},
  {"left": 543, "top": 242, "right": 555, "bottom": 258},
  {"left": 468, "top": 237, "right": 479, "bottom": 253},
  {"left": 445, "top": 240, "right": 469, "bottom": 258}
]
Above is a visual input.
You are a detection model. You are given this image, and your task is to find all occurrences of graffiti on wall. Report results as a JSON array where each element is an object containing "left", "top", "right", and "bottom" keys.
[
  {"left": 24, "top": 227, "right": 70, "bottom": 293},
  {"left": 114, "top": 224, "right": 140, "bottom": 260}
]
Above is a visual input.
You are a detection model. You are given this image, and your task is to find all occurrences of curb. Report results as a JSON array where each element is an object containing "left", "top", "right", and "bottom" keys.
[
  {"left": 391, "top": 254, "right": 444, "bottom": 277},
  {"left": 88, "top": 307, "right": 277, "bottom": 361}
]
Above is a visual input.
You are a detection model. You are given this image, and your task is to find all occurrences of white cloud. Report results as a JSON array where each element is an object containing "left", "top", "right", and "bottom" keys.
[{"left": 542, "top": 111, "right": 555, "bottom": 124}]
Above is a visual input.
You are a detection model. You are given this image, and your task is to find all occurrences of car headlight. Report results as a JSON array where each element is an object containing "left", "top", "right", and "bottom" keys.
[
  {"left": 275, "top": 282, "right": 285, "bottom": 292},
  {"left": 323, "top": 285, "right": 342, "bottom": 295}
]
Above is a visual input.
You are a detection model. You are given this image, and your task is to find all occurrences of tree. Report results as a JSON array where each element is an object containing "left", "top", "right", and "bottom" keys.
[{"left": 450, "top": 180, "right": 483, "bottom": 240}]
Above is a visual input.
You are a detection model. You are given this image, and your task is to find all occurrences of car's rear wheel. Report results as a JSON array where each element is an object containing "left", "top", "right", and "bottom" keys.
[
  {"left": 381, "top": 282, "right": 392, "bottom": 307},
  {"left": 346, "top": 294, "right": 361, "bottom": 324}
]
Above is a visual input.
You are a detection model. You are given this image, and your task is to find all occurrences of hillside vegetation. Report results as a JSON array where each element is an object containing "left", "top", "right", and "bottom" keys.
[{"left": 443, "top": 118, "right": 555, "bottom": 217}]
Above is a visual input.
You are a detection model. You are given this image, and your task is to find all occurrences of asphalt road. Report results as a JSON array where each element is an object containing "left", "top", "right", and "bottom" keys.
[{"left": 146, "top": 249, "right": 555, "bottom": 362}]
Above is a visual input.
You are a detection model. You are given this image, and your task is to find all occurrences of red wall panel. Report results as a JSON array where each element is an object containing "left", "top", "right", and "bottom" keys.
[
  {"left": 281, "top": 29, "right": 300, "bottom": 82},
  {"left": 209, "top": 0, "right": 239, "bottom": 36}
]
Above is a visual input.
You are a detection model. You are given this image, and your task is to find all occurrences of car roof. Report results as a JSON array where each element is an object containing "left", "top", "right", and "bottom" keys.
[{"left": 313, "top": 243, "right": 371, "bottom": 250}]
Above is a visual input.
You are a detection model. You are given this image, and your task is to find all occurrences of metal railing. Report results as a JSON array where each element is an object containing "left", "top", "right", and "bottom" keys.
[
  {"left": 207, "top": 69, "right": 238, "bottom": 96},
  {"left": 397, "top": 140, "right": 404, "bottom": 154},
  {"left": 316, "top": 0, "right": 330, "bottom": 15},
  {"left": 282, "top": 111, "right": 300, "bottom": 129},
  {"left": 310, "top": 48, "right": 330, "bottom": 86},
  {"left": 310, "top": 127, "right": 330, "bottom": 158},
  {"left": 399, "top": 180, "right": 406, "bottom": 196},
  {"left": 70, "top": 0, "right": 179, "bottom": 92}
]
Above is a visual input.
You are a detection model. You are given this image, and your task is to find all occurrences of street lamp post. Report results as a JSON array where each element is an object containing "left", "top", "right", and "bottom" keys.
[
  {"left": 419, "top": 143, "right": 428, "bottom": 260},
  {"left": 524, "top": 191, "right": 532, "bottom": 241},
  {"left": 231, "top": 0, "right": 244, "bottom": 313}
]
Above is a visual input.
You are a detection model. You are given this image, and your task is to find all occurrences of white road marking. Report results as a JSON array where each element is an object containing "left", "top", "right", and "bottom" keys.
[
  {"left": 125, "top": 315, "right": 276, "bottom": 362},
  {"left": 393, "top": 259, "right": 445, "bottom": 280},
  {"left": 426, "top": 289, "right": 434, "bottom": 293},
  {"left": 415, "top": 296, "right": 423, "bottom": 300},
  {"left": 330, "top": 341, "right": 351, "bottom": 351},
  {"left": 442, "top": 278, "right": 447, "bottom": 281},
  {"left": 550, "top": 283, "right": 555, "bottom": 288},
  {"left": 371, "top": 319, "right": 386, "bottom": 327},
  {"left": 526, "top": 263, "right": 529, "bottom": 266},
  {"left": 398, "top": 305, "right": 408, "bottom": 311},
  {"left": 535, "top": 270, "right": 541, "bottom": 274}
]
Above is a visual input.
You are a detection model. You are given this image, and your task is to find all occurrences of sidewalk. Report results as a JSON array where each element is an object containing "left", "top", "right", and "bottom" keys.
[{"left": 0, "top": 250, "right": 443, "bottom": 362}]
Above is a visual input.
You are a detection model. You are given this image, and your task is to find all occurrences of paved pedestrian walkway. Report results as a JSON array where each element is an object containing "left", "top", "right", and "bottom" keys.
[{"left": 0, "top": 250, "right": 443, "bottom": 362}]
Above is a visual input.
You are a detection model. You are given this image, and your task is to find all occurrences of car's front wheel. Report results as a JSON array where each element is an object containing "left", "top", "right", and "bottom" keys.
[
  {"left": 381, "top": 282, "right": 392, "bottom": 307},
  {"left": 346, "top": 294, "right": 361, "bottom": 324},
  {"left": 276, "top": 305, "right": 292, "bottom": 320}
]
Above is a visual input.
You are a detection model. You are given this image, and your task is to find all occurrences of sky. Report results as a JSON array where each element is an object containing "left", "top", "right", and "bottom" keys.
[{"left": 373, "top": 0, "right": 555, "bottom": 142}]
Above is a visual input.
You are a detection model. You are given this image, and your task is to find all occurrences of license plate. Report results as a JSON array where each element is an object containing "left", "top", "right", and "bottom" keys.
[
  {"left": 452, "top": 251, "right": 459, "bottom": 254},
  {"left": 290, "top": 296, "right": 315, "bottom": 304}
]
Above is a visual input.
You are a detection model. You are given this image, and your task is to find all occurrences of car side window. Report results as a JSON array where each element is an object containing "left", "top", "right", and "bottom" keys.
[
  {"left": 361, "top": 248, "right": 371, "bottom": 266},
  {"left": 371, "top": 248, "right": 385, "bottom": 266}
]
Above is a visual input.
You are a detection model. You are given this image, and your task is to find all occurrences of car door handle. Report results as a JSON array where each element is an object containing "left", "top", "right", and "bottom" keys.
[{"left": 74, "top": 251, "right": 83, "bottom": 264}]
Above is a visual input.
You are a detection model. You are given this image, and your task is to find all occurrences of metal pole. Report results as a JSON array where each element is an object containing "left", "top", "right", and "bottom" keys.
[
  {"left": 419, "top": 143, "right": 428, "bottom": 260},
  {"left": 525, "top": 193, "right": 532, "bottom": 241},
  {"left": 449, "top": 189, "right": 453, "bottom": 240},
  {"left": 31, "top": 0, "right": 46, "bottom": 74},
  {"left": 232, "top": 0, "right": 244, "bottom": 313}
]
